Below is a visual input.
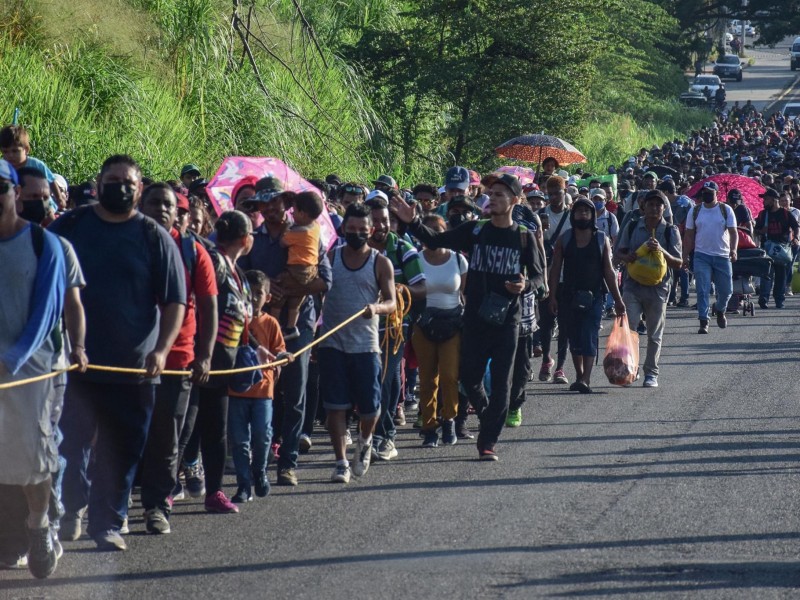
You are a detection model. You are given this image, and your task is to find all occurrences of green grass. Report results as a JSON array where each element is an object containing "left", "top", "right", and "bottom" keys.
[
  {"left": 0, "top": 0, "right": 402, "bottom": 184},
  {"left": 577, "top": 100, "right": 712, "bottom": 174}
]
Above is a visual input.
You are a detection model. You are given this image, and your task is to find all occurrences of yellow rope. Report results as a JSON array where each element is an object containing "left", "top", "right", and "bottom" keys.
[
  {"left": 381, "top": 284, "right": 412, "bottom": 381},
  {"left": 0, "top": 365, "right": 78, "bottom": 391},
  {"left": 0, "top": 307, "right": 368, "bottom": 391}
]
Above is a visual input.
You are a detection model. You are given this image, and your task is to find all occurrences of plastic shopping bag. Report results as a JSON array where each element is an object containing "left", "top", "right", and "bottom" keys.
[
  {"left": 627, "top": 235, "right": 667, "bottom": 286},
  {"left": 603, "top": 317, "right": 639, "bottom": 386}
]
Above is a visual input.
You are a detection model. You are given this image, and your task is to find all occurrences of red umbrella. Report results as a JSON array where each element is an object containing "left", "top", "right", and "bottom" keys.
[
  {"left": 686, "top": 174, "right": 765, "bottom": 216},
  {"left": 207, "top": 156, "right": 338, "bottom": 250},
  {"left": 495, "top": 134, "right": 587, "bottom": 166}
]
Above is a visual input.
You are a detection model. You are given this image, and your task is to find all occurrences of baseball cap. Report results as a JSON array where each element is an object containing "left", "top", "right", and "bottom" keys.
[
  {"left": 526, "top": 189, "right": 546, "bottom": 200},
  {"left": 468, "top": 170, "right": 481, "bottom": 186},
  {"left": 446, "top": 195, "right": 476, "bottom": 211},
  {"left": 364, "top": 189, "right": 389, "bottom": 206},
  {"left": 445, "top": 166, "right": 470, "bottom": 191},
  {"left": 70, "top": 181, "right": 97, "bottom": 206},
  {"left": 254, "top": 176, "right": 284, "bottom": 202},
  {"left": 589, "top": 188, "right": 606, "bottom": 200},
  {"left": 372, "top": 174, "right": 397, "bottom": 190},
  {"left": 176, "top": 192, "right": 190, "bottom": 212},
  {"left": 53, "top": 173, "right": 68, "bottom": 193},
  {"left": 642, "top": 171, "right": 658, "bottom": 180},
  {"left": 481, "top": 172, "right": 523, "bottom": 197},
  {"left": 759, "top": 187, "right": 780, "bottom": 199},
  {"left": 181, "top": 164, "right": 202, "bottom": 177},
  {"left": 0, "top": 159, "right": 19, "bottom": 185},
  {"left": 702, "top": 181, "right": 719, "bottom": 191},
  {"left": 188, "top": 178, "right": 208, "bottom": 194},
  {"left": 643, "top": 190, "right": 669, "bottom": 206}
]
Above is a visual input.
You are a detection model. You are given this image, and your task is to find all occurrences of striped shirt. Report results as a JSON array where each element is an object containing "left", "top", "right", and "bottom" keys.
[{"left": 383, "top": 232, "right": 425, "bottom": 287}]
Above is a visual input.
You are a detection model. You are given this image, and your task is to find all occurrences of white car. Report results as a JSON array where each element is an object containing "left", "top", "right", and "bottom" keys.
[
  {"left": 689, "top": 75, "right": 722, "bottom": 97},
  {"left": 783, "top": 102, "right": 800, "bottom": 120}
]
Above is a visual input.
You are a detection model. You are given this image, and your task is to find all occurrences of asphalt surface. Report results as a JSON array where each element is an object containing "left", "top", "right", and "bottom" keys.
[
  {"left": 2, "top": 291, "right": 800, "bottom": 599},
  {"left": 696, "top": 36, "right": 799, "bottom": 112}
]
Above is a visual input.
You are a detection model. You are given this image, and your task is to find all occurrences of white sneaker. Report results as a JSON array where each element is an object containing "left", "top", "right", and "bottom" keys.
[
  {"left": 344, "top": 430, "right": 353, "bottom": 446},
  {"left": 352, "top": 438, "right": 372, "bottom": 476},
  {"left": 643, "top": 374, "right": 659, "bottom": 388},
  {"left": 331, "top": 464, "right": 351, "bottom": 483},
  {"left": 299, "top": 434, "right": 312, "bottom": 453},
  {"left": 375, "top": 439, "right": 398, "bottom": 461}
]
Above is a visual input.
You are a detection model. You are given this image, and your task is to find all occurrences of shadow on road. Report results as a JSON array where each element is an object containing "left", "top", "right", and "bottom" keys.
[
  {"left": 494, "top": 561, "right": 800, "bottom": 596},
  {"left": 4, "top": 533, "right": 800, "bottom": 591}
]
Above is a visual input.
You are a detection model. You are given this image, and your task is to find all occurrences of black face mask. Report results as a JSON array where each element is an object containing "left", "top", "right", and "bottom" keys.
[
  {"left": 573, "top": 219, "right": 592, "bottom": 230},
  {"left": 448, "top": 213, "right": 467, "bottom": 228},
  {"left": 99, "top": 182, "right": 136, "bottom": 214},
  {"left": 344, "top": 232, "right": 369, "bottom": 250},
  {"left": 19, "top": 200, "right": 47, "bottom": 224}
]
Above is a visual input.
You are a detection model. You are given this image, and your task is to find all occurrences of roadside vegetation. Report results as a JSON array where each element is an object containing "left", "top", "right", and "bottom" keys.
[{"left": 1, "top": 0, "right": 718, "bottom": 183}]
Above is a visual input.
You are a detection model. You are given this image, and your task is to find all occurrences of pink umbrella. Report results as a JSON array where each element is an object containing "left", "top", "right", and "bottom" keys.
[
  {"left": 495, "top": 165, "right": 537, "bottom": 186},
  {"left": 686, "top": 174, "right": 766, "bottom": 216},
  {"left": 207, "top": 157, "right": 337, "bottom": 250}
]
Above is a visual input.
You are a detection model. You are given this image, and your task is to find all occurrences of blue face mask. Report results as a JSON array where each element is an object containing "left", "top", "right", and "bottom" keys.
[{"left": 594, "top": 201, "right": 605, "bottom": 211}]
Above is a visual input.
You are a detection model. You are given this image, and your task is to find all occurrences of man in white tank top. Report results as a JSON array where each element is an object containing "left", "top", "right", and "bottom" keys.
[{"left": 318, "top": 204, "right": 397, "bottom": 484}]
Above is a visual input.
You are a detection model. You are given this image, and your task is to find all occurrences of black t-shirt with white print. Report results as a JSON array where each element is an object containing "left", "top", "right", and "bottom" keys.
[{"left": 409, "top": 218, "right": 541, "bottom": 324}]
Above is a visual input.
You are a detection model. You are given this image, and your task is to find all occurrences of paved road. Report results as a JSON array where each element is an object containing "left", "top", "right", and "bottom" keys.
[
  {"left": 696, "top": 36, "right": 799, "bottom": 112},
  {"left": 3, "top": 294, "right": 800, "bottom": 598}
]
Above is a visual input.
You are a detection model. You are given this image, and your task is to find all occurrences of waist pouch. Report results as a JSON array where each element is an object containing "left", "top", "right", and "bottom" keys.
[
  {"left": 417, "top": 305, "right": 464, "bottom": 342},
  {"left": 570, "top": 289, "right": 595, "bottom": 313},
  {"left": 478, "top": 291, "right": 513, "bottom": 326}
]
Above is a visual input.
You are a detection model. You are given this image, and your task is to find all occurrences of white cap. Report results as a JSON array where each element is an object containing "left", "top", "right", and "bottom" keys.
[{"left": 365, "top": 189, "right": 389, "bottom": 204}]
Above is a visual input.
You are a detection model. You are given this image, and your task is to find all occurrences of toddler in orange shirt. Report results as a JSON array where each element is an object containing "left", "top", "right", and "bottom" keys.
[{"left": 271, "top": 191, "right": 324, "bottom": 340}]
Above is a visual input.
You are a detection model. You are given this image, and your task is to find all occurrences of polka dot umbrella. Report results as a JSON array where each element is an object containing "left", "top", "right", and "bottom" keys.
[{"left": 494, "top": 134, "right": 587, "bottom": 166}]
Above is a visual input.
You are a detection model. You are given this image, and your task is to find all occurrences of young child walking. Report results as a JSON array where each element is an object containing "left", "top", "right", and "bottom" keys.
[{"left": 228, "top": 270, "right": 292, "bottom": 503}]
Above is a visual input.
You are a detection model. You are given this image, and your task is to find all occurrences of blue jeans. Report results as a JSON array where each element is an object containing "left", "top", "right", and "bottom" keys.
[
  {"left": 228, "top": 397, "right": 273, "bottom": 487},
  {"left": 60, "top": 380, "right": 155, "bottom": 536},
  {"left": 277, "top": 328, "right": 313, "bottom": 471},
  {"left": 374, "top": 340, "right": 404, "bottom": 443},
  {"left": 761, "top": 260, "right": 787, "bottom": 306},
  {"left": 669, "top": 267, "right": 690, "bottom": 303},
  {"left": 784, "top": 245, "right": 799, "bottom": 288},
  {"left": 693, "top": 252, "right": 733, "bottom": 321}
]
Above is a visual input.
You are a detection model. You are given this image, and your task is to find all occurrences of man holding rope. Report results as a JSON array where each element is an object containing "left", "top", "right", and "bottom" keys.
[
  {"left": 0, "top": 159, "right": 86, "bottom": 578},
  {"left": 50, "top": 155, "right": 186, "bottom": 551},
  {"left": 320, "top": 203, "right": 397, "bottom": 483}
]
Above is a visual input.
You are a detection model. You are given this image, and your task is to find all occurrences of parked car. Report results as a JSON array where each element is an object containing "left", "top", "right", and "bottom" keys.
[
  {"left": 791, "top": 37, "right": 800, "bottom": 71},
  {"left": 783, "top": 103, "right": 800, "bottom": 120},
  {"left": 679, "top": 91, "right": 712, "bottom": 107},
  {"left": 689, "top": 75, "right": 722, "bottom": 97},
  {"left": 713, "top": 54, "right": 743, "bottom": 81}
]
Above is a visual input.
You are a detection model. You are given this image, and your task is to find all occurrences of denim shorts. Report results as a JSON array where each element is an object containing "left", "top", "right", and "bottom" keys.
[
  {"left": 318, "top": 348, "right": 382, "bottom": 418},
  {"left": 559, "top": 295, "right": 604, "bottom": 357}
]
